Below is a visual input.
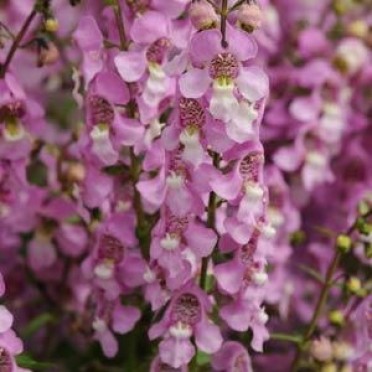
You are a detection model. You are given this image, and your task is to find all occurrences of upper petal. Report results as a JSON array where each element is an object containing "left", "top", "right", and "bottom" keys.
[
  {"left": 114, "top": 50, "right": 147, "bottom": 83},
  {"left": 130, "top": 11, "right": 168, "bottom": 44},
  {"left": 179, "top": 68, "right": 211, "bottom": 98},
  {"left": 0, "top": 306, "right": 13, "bottom": 333},
  {"left": 95, "top": 71, "right": 130, "bottom": 104},
  {"left": 190, "top": 29, "right": 223, "bottom": 65},
  {"left": 226, "top": 24, "right": 258, "bottom": 61},
  {"left": 74, "top": 16, "right": 103, "bottom": 51},
  {"left": 236, "top": 66, "right": 269, "bottom": 102},
  {"left": 194, "top": 321, "right": 223, "bottom": 354}
]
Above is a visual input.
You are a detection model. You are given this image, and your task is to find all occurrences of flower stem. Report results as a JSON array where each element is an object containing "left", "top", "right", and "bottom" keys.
[
  {"left": 112, "top": 0, "right": 127, "bottom": 50},
  {"left": 200, "top": 153, "right": 220, "bottom": 290},
  {"left": 221, "top": 0, "right": 228, "bottom": 48},
  {"left": 0, "top": 9, "right": 37, "bottom": 78},
  {"left": 271, "top": 333, "right": 303, "bottom": 344},
  {"left": 291, "top": 210, "right": 372, "bottom": 371},
  {"left": 111, "top": 2, "right": 149, "bottom": 259},
  {"left": 130, "top": 148, "right": 150, "bottom": 260}
]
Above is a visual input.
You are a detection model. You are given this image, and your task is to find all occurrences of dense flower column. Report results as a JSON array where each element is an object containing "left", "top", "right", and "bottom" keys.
[
  {"left": 122, "top": 0, "right": 273, "bottom": 368},
  {"left": 0, "top": 273, "right": 26, "bottom": 371},
  {"left": 250, "top": 3, "right": 372, "bottom": 370},
  {"left": 0, "top": 2, "right": 53, "bottom": 365}
]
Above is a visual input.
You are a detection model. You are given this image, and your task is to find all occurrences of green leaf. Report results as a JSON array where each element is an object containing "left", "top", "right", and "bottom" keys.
[
  {"left": 21, "top": 313, "right": 55, "bottom": 338},
  {"left": 270, "top": 333, "right": 303, "bottom": 344},
  {"left": 103, "top": 164, "right": 129, "bottom": 176},
  {"left": 16, "top": 354, "right": 54, "bottom": 370},
  {"left": 196, "top": 351, "right": 210, "bottom": 366},
  {"left": 296, "top": 264, "right": 325, "bottom": 284},
  {"left": 26, "top": 159, "right": 48, "bottom": 187}
]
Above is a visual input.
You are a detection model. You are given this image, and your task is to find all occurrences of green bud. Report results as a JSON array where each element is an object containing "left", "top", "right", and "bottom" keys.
[
  {"left": 329, "top": 310, "right": 344, "bottom": 326},
  {"left": 364, "top": 243, "right": 372, "bottom": 259},
  {"left": 291, "top": 230, "right": 306, "bottom": 246},
  {"left": 358, "top": 200, "right": 370, "bottom": 215},
  {"left": 336, "top": 234, "right": 352, "bottom": 253},
  {"left": 346, "top": 277, "right": 361, "bottom": 294}
]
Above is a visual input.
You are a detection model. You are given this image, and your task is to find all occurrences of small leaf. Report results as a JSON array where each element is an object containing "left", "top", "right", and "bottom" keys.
[
  {"left": 16, "top": 354, "right": 54, "bottom": 370},
  {"left": 26, "top": 159, "right": 48, "bottom": 187},
  {"left": 196, "top": 351, "right": 210, "bottom": 366},
  {"left": 22, "top": 313, "right": 55, "bottom": 338},
  {"left": 296, "top": 264, "right": 325, "bottom": 284},
  {"left": 270, "top": 333, "right": 303, "bottom": 344}
]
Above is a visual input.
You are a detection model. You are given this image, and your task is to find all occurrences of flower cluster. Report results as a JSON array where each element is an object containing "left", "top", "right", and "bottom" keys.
[{"left": 0, "top": 0, "right": 371, "bottom": 371}]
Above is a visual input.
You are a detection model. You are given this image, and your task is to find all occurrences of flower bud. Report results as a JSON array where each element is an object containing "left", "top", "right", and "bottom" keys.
[
  {"left": 237, "top": 3, "right": 263, "bottom": 33},
  {"left": 365, "top": 242, "right": 372, "bottom": 259},
  {"left": 310, "top": 336, "right": 333, "bottom": 362},
  {"left": 38, "top": 42, "right": 60, "bottom": 67},
  {"left": 66, "top": 162, "right": 86, "bottom": 183},
  {"left": 332, "top": 0, "right": 353, "bottom": 16},
  {"left": 189, "top": 1, "right": 218, "bottom": 31},
  {"left": 332, "top": 341, "right": 353, "bottom": 361},
  {"left": 329, "top": 310, "right": 344, "bottom": 326},
  {"left": 346, "top": 276, "right": 362, "bottom": 294},
  {"left": 336, "top": 234, "right": 352, "bottom": 253},
  {"left": 339, "top": 366, "right": 352, "bottom": 372},
  {"left": 348, "top": 20, "right": 368, "bottom": 39},
  {"left": 321, "top": 363, "right": 337, "bottom": 372},
  {"left": 334, "top": 38, "right": 368, "bottom": 75},
  {"left": 45, "top": 18, "right": 59, "bottom": 33}
]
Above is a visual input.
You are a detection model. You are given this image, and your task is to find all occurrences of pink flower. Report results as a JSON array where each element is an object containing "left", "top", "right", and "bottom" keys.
[
  {"left": 74, "top": 16, "right": 105, "bottom": 86},
  {"left": 149, "top": 284, "right": 222, "bottom": 368},
  {"left": 92, "top": 298, "right": 141, "bottom": 358},
  {"left": 212, "top": 341, "right": 253, "bottom": 371},
  {"left": 179, "top": 27, "right": 268, "bottom": 142},
  {"left": 220, "top": 296, "right": 269, "bottom": 352}
]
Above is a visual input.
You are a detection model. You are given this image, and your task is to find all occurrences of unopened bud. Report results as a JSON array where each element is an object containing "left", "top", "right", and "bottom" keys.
[
  {"left": 346, "top": 276, "right": 362, "bottom": 294},
  {"left": 332, "top": 0, "right": 353, "bottom": 16},
  {"left": 310, "top": 336, "right": 333, "bottom": 362},
  {"left": 365, "top": 242, "right": 372, "bottom": 259},
  {"left": 38, "top": 42, "right": 60, "bottom": 67},
  {"left": 66, "top": 162, "right": 86, "bottom": 183},
  {"left": 321, "top": 363, "right": 338, "bottom": 372},
  {"left": 339, "top": 366, "right": 352, "bottom": 372},
  {"left": 332, "top": 341, "right": 353, "bottom": 361},
  {"left": 329, "top": 310, "right": 344, "bottom": 326},
  {"left": 336, "top": 234, "right": 352, "bottom": 253},
  {"left": 237, "top": 3, "right": 263, "bottom": 33},
  {"left": 45, "top": 18, "right": 59, "bottom": 33},
  {"left": 189, "top": 1, "right": 218, "bottom": 31},
  {"left": 335, "top": 39, "right": 368, "bottom": 75},
  {"left": 348, "top": 20, "right": 368, "bottom": 39}
]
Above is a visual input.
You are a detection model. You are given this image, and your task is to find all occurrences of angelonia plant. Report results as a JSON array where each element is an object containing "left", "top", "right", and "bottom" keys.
[{"left": 0, "top": 0, "right": 370, "bottom": 371}]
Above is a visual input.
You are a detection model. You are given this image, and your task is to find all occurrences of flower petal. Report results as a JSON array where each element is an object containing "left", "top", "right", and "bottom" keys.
[
  {"left": 130, "top": 11, "right": 168, "bottom": 44},
  {"left": 179, "top": 68, "right": 211, "bottom": 98},
  {"left": 114, "top": 50, "right": 147, "bottom": 83},
  {"left": 195, "top": 321, "right": 223, "bottom": 354},
  {"left": 236, "top": 66, "right": 269, "bottom": 102}
]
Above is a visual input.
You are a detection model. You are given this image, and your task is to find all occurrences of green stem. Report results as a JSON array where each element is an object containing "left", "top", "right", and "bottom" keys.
[
  {"left": 112, "top": 0, "right": 127, "bottom": 50},
  {"left": 220, "top": 0, "right": 228, "bottom": 48},
  {"left": 291, "top": 251, "right": 341, "bottom": 371},
  {"left": 130, "top": 148, "right": 150, "bottom": 260},
  {"left": 271, "top": 333, "right": 302, "bottom": 344},
  {"left": 111, "top": 2, "right": 150, "bottom": 259},
  {"left": 0, "top": 9, "right": 37, "bottom": 78},
  {"left": 291, "top": 210, "right": 372, "bottom": 371},
  {"left": 199, "top": 153, "right": 219, "bottom": 290}
]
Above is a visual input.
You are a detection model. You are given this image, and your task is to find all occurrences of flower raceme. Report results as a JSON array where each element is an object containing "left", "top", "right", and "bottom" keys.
[
  {"left": 5, "top": 0, "right": 371, "bottom": 371},
  {"left": 0, "top": 0, "right": 271, "bottom": 369}
]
